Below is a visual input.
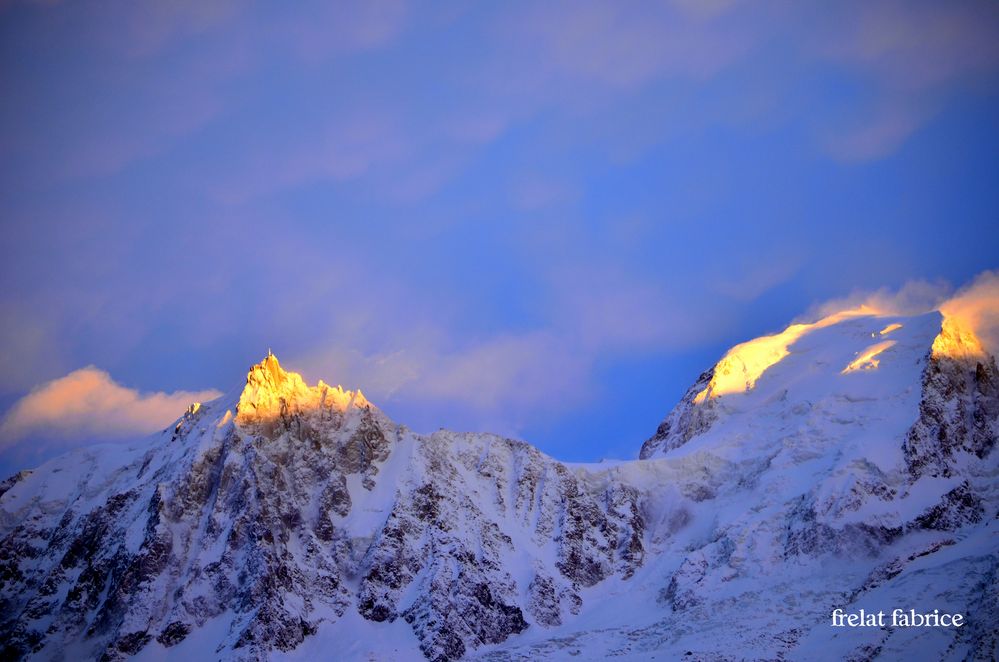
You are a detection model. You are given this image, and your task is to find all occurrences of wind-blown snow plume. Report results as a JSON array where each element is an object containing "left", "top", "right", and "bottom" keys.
[
  {"left": 940, "top": 270, "right": 999, "bottom": 357},
  {"left": 2, "top": 309, "right": 997, "bottom": 661},
  {"left": 797, "top": 270, "right": 999, "bottom": 358}
]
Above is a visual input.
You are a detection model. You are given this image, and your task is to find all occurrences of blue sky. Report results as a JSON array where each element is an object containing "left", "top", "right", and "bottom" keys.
[{"left": 1, "top": 0, "right": 998, "bottom": 474}]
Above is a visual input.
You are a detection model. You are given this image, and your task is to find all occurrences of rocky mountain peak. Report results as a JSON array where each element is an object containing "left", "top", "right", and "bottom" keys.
[
  {"left": 932, "top": 315, "right": 987, "bottom": 360},
  {"left": 236, "top": 352, "right": 370, "bottom": 425},
  {"left": 1, "top": 319, "right": 996, "bottom": 661}
]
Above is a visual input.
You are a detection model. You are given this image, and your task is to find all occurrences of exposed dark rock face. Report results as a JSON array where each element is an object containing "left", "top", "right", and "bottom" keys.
[
  {"left": 639, "top": 368, "right": 716, "bottom": 459},
  {"left": 155, "top": 621, "right": 190, "bottom": 647},
  {"left": 850, "top": 538, "right": 956, "bottom": 600},
  {"left": 625, "top": 314, "right": 999, "bottom": 662},
  {"left": 912, "top": 482, "right": 984, "bottom": 531},
  {"left": 903, "top": 336, "right": 999, "bottom": 480},
  {"left": 3, "top": 310, "right": 999, "bottom": 661},
  {"left": 0, "top": 471, "right": 31, "bottom": 500},
  {"left": 527, "top": 574, "right": 571, "bottom": 627},
  {"left": 353, "top": 433, "right": 648, "bottom": 661},
  {"left": 659, "top": 547, "right": 713, "bottom": 612},
  {"left": 959, "top": 557, "right": 999, "bottom": 660},
  {"left": 783, "top": 494, "right": 902, "bottom": 559},
  {"left": 0, "top": 356, "right": 657, "bottom": 661}
]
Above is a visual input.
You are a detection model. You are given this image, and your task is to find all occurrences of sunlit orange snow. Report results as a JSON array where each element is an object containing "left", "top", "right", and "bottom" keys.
[
  {"left": 842, "top": 340, "right": 896, "bottom": 373},
  {"left": 692, "top": 306, "right": 880, "bottom": 402}
]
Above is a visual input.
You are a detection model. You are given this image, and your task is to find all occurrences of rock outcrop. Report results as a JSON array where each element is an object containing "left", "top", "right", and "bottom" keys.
[{"left": 2, "top": 308, "right": 997, "bottom": 661}]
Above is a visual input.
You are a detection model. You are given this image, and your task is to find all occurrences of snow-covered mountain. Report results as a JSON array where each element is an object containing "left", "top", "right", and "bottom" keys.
[{"left": 2, "top": 310, "right": 997, "bottom": 661}]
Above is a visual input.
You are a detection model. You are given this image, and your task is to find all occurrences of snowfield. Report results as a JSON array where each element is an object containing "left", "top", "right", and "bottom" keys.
[{"left": 1, "top": 310, "right": 997, "bottom": 660}]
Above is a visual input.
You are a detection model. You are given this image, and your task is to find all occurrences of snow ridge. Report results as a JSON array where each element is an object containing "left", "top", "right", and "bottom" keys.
[{"left": 2, "top": 312, "right": 998, "bottom": 661}]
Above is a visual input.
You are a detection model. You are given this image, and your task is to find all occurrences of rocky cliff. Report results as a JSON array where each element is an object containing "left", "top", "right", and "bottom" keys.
[{"left": 2, "top": 310, "right": 997, "bottom": 661}]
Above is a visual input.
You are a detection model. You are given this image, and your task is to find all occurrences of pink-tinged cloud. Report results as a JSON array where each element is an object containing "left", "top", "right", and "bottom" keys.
[
  {"left": 941, "top": 270, "right": 999, "bottom": 356},
  {"left": 0, "top": 367, "right": 222, "bottom": 446}
]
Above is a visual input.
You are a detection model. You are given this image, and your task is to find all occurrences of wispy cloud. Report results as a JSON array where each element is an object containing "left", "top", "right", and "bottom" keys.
[
  {"left": 819, "top": 100, "right": 929, "bottom": 162},
  {"left": 709, "top": 251, "right": 804, "bottom": 302},
  {"left": 0, "top": 305, "right": 68, "bottom": 395},
  {"left": 0, "top": 367, "right": 221, "bottom": 446},
  {"left": 279, "top": 0, "right": 409, "bottom": 61},
  {"left": 288, "top": 254, "right": 734, "bottom": 435},
  {"left": 504, "top": 0, "right": 761, "bottom": 90},
  {"left": 206, "top": 110, "right": 411, "bottom": 203},
  {"left": 291, "top": 329, "right": 592, "bottom": 439},
  {"left": 941, "top": 270, "right": 999, "bottom": 355},
  {"left": 509, "top": 175, "right": 579, "bottom": 211},
  {"left": 796, "top": 270, "right": 999, "bottom": 356},
  {"left": 805, "top": 0, "right": 999, "bottom": 160},
  {"left": 799, "top": 279, "right": 952, "bottom": 323},
  {"left": 482, "top": 0, "right": 999, "bottom": 162},
  {"left": 815, "top": 0, "right": 999, "bottom": 92},
  {"left": 0, "top": 0, "right": 996, "bottom": 469}
]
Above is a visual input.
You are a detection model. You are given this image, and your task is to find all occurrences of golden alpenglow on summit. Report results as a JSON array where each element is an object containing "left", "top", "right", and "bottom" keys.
[
  {"left": 236, "top": 353, "right": 371, "bottom": 424},
  {"left": 1, "top": 0, "right": 998, "bottom": 660}
]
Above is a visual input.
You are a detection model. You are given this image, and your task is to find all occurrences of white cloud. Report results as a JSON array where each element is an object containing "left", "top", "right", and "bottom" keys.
[{"left": 0, "top": 367, "right": 221, "bottom": 446}]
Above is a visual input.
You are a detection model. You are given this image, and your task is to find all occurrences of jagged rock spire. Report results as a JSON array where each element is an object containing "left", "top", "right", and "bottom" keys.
[{"left": 236, "top": 352, "right": 370, "bottom": 424}]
